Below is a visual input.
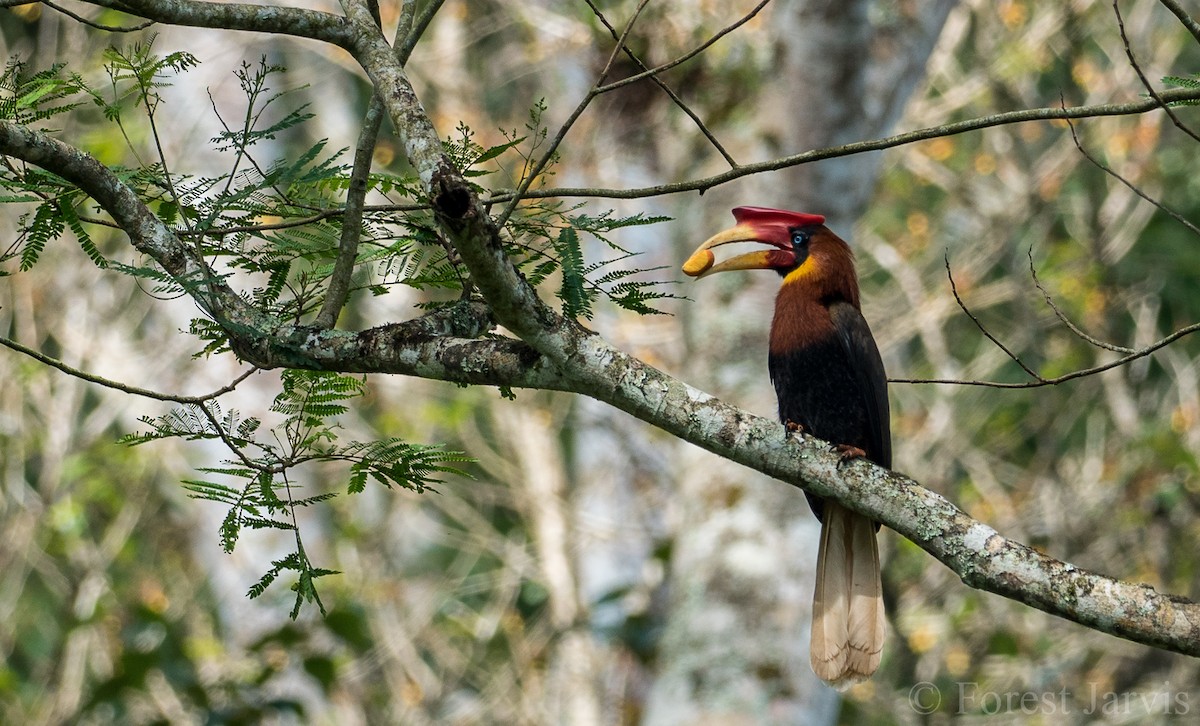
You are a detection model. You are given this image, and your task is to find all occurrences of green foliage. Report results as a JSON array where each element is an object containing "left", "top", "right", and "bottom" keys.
[
  {"left": 0, "top": 58, "right": 85, "bottom": 125},
  {"left": 99, "top": 39, "right": 201, "bottom": 122},
  {"left": 504, "top": 203, "right": 676, "bottom": 319},
  {"left": 121, "top": 371, "right": 471, "bottom": 617},
  {"left": 3, "top": 45, "right": 673, "bottom": 624},
  {"left": 1163, "top": 74, "right": 1200, "bottom": 106},
  {"left": 2, "top": 48, "right": 676, "bottom": 327}
]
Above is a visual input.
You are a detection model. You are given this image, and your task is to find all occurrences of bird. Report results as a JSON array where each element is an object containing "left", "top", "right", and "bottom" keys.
[{"left": 682, "top": 206, "right": 890, "bottom": 689}]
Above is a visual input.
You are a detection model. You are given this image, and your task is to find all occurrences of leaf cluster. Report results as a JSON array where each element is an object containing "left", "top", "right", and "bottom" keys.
[
  {"left": 2, "top": 46, "right": 677, "bottom": 619},
  {"left": 121, "top": 370, "right": 471, "bottom": 617},
  {"left": 1163, "top": 73, "right": 1200, "bottom": 106}
]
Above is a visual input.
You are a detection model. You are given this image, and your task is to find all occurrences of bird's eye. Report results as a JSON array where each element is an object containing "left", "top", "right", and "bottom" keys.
[{"left": 791, "top": 230, "right": 810, "bottom": 247}]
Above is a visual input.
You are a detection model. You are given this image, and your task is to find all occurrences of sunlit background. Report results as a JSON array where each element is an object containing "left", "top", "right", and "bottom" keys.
[{"left": 2, "top": 0, "right": 1199, "bottom": 723}]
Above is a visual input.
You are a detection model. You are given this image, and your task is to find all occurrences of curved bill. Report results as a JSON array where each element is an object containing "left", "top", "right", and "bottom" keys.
[{"left": 681, "top": 224, "right": 791, "bottom": 278}]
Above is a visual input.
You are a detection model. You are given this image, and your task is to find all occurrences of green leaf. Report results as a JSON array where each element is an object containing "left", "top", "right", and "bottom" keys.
[
  {"left": 21, "top": 202, "right": 64, "bottom": 270},
  {"left": 555, "top": 226, "right": 591, "bottom": 319},
  {"left": 474, "top": 135, "right": 526, "bottom": 164},
  {"left": 60, "top": 200, "right": 107, "bottom": 269}
]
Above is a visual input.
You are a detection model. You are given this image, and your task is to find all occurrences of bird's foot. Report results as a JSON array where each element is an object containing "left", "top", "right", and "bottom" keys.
[
  {"left": 785, "top": 420, "right": 805, "bottom": 435},
  {"left": 833, "top": 444, "right": 867, "bottom": 466}
]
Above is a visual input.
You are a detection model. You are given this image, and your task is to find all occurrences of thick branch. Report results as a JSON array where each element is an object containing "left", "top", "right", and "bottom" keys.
[
  {"left": 87, "top": 0, "right": 354, "bottom": 44},
  {"left": 314, "top": 94, "right": 384, "bottom": 329},
  {"left": 1159, "top": 0, "right": 1200, "bottom": 45},
  {"left": 0, "top": 121, "right": 559, "bottom": 390}
]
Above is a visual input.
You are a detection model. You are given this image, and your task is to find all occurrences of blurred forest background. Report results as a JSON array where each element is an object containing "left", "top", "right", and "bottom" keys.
[{"left": 2, "top": 0, "right": 1200, "bottom": 723}]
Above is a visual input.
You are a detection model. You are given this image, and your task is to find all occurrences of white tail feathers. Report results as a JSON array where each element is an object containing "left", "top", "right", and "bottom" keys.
[{"left": 810, "top": 503, "right": 884, "bottom": 690}]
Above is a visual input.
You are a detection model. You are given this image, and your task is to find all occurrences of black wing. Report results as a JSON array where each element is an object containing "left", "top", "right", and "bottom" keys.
[{"left": 828, "top": 301, "right": 891, "bottom": 469}]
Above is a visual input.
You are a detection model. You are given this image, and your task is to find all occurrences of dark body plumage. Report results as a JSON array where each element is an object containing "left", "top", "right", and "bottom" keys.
[{"left": 769, "top": 299, "right": 891, "bottom": 522}]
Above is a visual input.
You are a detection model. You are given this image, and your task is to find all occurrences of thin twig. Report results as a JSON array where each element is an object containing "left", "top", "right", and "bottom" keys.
[
  {"left": 493, "top": 0, "right": 652, "bottom": 230},
  {"left": 584, "top": 0, "right": 738, "bottom": 168},
  {"left": 0, "top": 333, "right": 258, "bottom": 403},
  {"left": 944, "top": 252, "right": 1044, "bottom": 381},
  {"left": 890, "top": 320, "right": 1200, "bottom": 388},
  {"left": 170, "top": 203, "right": 427, "bottom": 238},
  {"left": 1114, "top": 0, "right": 1200, "bottom": 144},
  {"left": 481, "top": 86, "right": 1200, "bottom": 203},
  {"left": 1064, "top": 113, "right": 1200, "bottom": 238},
  {"left": 1027, "top": 246, "right": 1134, "bottom": 354},
  {"left": 43, "top": 0, "right": 155, "bottom": 31},
  {"left": 594, "top": 0, "right": 773, "bottom": 95}
]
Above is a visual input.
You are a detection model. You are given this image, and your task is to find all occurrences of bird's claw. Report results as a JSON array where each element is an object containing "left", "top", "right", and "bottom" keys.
[
  {"left": 834, "top": 444, "right": 867, "bottom": 466},
  {"left": 785, "top": 420, "right": 805, "bottom": 435}
]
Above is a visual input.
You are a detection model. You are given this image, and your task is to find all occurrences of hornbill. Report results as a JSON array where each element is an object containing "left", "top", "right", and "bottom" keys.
[{"left": 682, "top": 206, "right": 890, "bottom": 689}]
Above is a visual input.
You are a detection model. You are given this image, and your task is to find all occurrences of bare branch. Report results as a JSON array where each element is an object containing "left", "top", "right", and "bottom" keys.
[
  {"left": 316, "top": 2, "right": 395, "bottom": 330},
  {"left": 314, "top": 96, "right": 384, "bottom": 330},
  {"left": 890, "top": 320, "right": 1200, "bottom": 388},
  {"left": 85, "top": 0, "right": 354, "bottom": 44},
  {"left": 944, "top": 252, "right": 1044, "bottom": 381},
  {"left": 1114, "top": 0, "right": 1200, "bottom": 144},
  {"left": 584, "top": 0, "right": 737, "bottom": 167},
  {"left": 396, "top": 0, "right": 444, "bottom": 62},
  {"left": 484, "top": 87, "right": 1200, "bottom": 203},
  {"left": 494, "top": 0, "right": 652, "bottom": 230},
  {"left": 1027, "top": 246, "right": 1134, "bottom": 354},
  {"left": 315, "top": 0, "right": 447, "bottom": 330},
  {"left": 43, "top": 0, "right": 155, "bottom": 31},
  {"left": 0, "top": 334, "right": 258, "bottom": 404},
  {"left": 593, "top": 0, "right": 773, "bottom": 95},
  {"left": 1065, "top": 107, "right": 1200, "bottom": 239}
]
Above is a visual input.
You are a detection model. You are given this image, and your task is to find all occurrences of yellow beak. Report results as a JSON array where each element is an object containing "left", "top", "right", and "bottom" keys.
[{"left": 682, "top": 224, "right": 782, "bottom": 277}]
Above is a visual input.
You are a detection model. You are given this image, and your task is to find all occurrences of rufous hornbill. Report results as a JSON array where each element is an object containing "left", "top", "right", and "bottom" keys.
[{"left": 683, "top": 206, "right": 890, "bottom": 689}]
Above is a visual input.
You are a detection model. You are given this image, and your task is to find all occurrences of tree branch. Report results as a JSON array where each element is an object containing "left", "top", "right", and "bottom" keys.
[
  {"left": 584, "top": 0, "right": 737, "bottom": 168},
  {"left": 85, "top": 0, "right": 353, "bottom": 44},
  {"left": 592, "top": 0, "right": 773, "bottom": 95},
  {"left": 482, "top": 87, "right": 1200, "bottom": 203},
  {"left": 1028, "top": 246, "right": 1134, "bottom": 355},
  {"left": 888, "top": 248, "right": 1200, "bottom": 389},
  {"left": 0, "top": 333, "right": 257, "bottom": 403},
  {"left": 1114, "top": 0, "right": 1200, "bottom": 144},
  {"left": 1065, "top": 114, "right": 1200, "bottom": 239},
  {"left": 315, "top": 55, "right": 389, "bottom": 327},
  {"left": 42, "top": 0, "right": 156, "bottom": 31},
  {"left": 494, "top": 0, "right": 651, "bottom": 230},
  {"left": 944, "top": 252, "right": 1043, "bottom": 381},
  {"left": 1159, "top": 0, "right": 1200, "bottom": 45}
]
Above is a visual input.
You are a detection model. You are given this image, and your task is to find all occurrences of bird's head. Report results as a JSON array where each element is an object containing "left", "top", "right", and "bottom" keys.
[{"left": 682, "top": 206, "right": 858, "bottom": 302}]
